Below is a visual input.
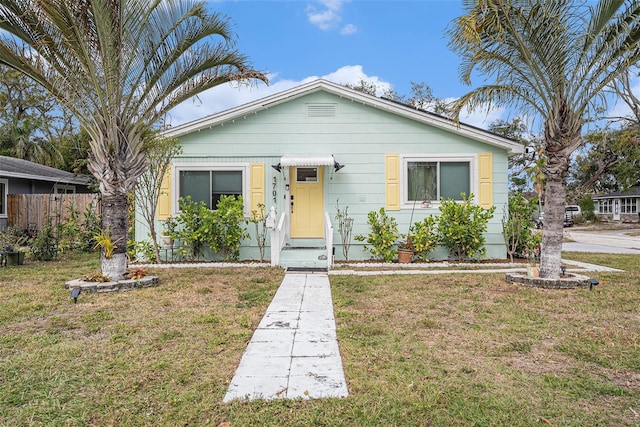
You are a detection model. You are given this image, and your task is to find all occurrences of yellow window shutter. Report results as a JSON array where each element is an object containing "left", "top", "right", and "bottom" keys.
[
  {"left": 478, "top": 153, "right": 493, "bottom": 208},
  {"left": 157, "top": 167, "right": 172, "bottom": 220},
  {"left": 385, "top": 154, "right": 400, "bottom": 211},
  {"left": 250, "top": 163, "right": 265, "bottom": 213}
]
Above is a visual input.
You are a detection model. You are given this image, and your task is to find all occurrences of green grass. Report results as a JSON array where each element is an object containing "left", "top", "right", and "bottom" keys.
[{"left": 0, "top": 252, "right": 639, "bottom": 426}]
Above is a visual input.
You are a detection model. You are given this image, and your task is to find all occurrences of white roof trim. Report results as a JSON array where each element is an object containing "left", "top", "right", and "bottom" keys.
[
  {"left": 280, "top": 154, "right": 335, "bottom": 167},
  {"left": 165, "top": 79, "right": 524, "bottom": 155}
]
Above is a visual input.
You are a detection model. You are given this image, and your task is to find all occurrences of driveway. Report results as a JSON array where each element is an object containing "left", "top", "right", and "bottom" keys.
[{"left": 563, "top": 227, "right": 640, "bottom": 254}]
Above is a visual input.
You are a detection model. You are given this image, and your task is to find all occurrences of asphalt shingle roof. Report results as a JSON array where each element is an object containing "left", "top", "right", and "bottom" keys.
[{"left": 0, "top": 155, "right": 91, "bottom": 185}]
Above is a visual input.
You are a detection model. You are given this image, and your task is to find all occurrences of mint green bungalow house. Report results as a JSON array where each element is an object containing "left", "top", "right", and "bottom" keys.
[{"left": 141, "top": 79, "right": 523, "bottom": 268}]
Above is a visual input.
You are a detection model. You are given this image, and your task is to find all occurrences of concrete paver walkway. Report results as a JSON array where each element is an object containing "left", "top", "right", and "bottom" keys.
[{"left": 223, "top": 273, "right": 348, "bottom": 402}]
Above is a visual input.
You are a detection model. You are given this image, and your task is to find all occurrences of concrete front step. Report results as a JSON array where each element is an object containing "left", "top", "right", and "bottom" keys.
[{"left": 280, "top": 247, "right": 329, "bottom": 270}]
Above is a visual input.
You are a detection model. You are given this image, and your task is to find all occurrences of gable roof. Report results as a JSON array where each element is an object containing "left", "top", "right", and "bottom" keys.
[
  {"left": 0, "top": 156, "right": 91, "bottom": 185},
  {"left": 164, "top": 79, "right": 524, "bottom": 155}
]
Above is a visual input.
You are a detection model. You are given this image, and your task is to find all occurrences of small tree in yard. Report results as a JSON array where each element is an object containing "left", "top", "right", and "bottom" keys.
[
  {"left": 502, "top": 193, "right": 536, "bottom": 263},
  {"left": 335, "top": 200, "right": 354, "bottom": 262},
  {"left": 449, "top": 1, "right": 640, "bottom": 278},
  {"left": 438, "top": 194, "right": 495, "bottom": 261},
  {"left": 134, "top": 134, "right": 182, "bottom": 264},
  {"left": 0, "top": 0, "right": 266, "bottom": 279},
  {"left": 249, "top": 203, "right": 268, "bottom": 262}
]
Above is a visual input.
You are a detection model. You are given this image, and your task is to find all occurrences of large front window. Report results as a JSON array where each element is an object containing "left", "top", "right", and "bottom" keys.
[
  {"left": 405, "top": 158, "right": 471, "bottom": 202},
  {"left": 177, "top": 166, "right": 246, "bottom": 210},
  {"left": 599, "top": 199, "right": 613, "bottom": 214},
  {"left": 621, "top": 197, "right": 637, "bottom": 214}
]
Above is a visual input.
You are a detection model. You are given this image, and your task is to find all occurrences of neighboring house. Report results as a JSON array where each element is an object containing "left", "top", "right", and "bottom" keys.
[
  {"left": 0, "top": 156, "right": 93, "bottom": 230},
  {"left": 593, "top": 186, "right": 640, "bottom": 222},
  {"left": 140, "top": 79, "right": 523, "bottom": 268}
]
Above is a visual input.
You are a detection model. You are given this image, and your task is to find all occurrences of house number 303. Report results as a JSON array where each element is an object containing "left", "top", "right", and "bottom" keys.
[{"left": 272, "top": 176, "right": 277, "bottom": 203}]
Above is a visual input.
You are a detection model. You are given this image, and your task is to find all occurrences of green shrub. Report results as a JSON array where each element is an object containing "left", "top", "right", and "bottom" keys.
[
  {"left": 30, "top": 219, "right": 57, "bottom": 261},
  {"left": 128, "top": 238, "right": 156, "bottom": 263},
  {"left": 409, "top": 216, "right": 439, "bottom": 261},
  {"left": 171, "top": 195, "right": 248, "bottom": 261},
  {"left": 502, "top": 193, "right": 536, "bottom": 262},
  {"left": 355, "top": 208, "right": 400, "bottom": 262},
  {"left": 438, "top": 193, "right": 495, "bottom": 261},
  {"left": 579, "top": 195, "right": 597, "bottom": 222},
  {"left": 172, "top": 196, "right": 209, "bottom": 260},
  {"left": 210, "top": 195, "right": 248, "bottom": 261}
]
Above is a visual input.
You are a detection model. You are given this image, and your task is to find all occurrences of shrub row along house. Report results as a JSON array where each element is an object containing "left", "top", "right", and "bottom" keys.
[{"left": 136, "top": 80, "right": 523, "bottom": 268}]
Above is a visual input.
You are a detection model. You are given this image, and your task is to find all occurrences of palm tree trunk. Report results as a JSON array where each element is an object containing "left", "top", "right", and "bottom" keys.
[
  {"left": 101, "top": 193, "right": 129, "bottom": 280},
  {"left": 539, "top": 150, "right": 570, "bottom": 279}
]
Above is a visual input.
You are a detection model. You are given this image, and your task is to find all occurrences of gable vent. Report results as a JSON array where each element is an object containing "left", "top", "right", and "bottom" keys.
[{"left": 306, "top": 103, "right": 337, "bottom": 117}]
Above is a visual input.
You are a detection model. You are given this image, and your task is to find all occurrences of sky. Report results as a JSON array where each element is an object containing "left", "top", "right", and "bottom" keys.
[{"left": 167, "top": 0, "right": 508, "bottom": 129}]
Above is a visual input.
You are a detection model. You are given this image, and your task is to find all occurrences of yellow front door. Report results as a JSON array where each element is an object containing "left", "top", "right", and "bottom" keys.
[{"left": 290, "top": 166, "right": 324, "bottom": 238}]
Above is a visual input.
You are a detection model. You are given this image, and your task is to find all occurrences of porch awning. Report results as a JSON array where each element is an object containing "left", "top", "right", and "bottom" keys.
[{"left": 279, "top": 154, "right": 335, "bottom": 167}]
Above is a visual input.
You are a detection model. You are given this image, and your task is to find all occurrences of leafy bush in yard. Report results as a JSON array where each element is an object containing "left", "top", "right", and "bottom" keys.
[
  {"left": 171, "top": 196, "right": 209, "bottom": 260},
  {"left": 438, "top": 193, "right": 495, "bottom": 261},
  {"left": 579, "top": 194, "right": 597, "bottom": 222},
  {"left": 210, "top": 195, "right": 249, "bottom": 261},
  {"left": 30, "top": 218, "right": 57, "bottom": 261},
  {"left": 409, "top": 215, "right": 439, "bottom": 261},
  {"left": 355, "top": 207, "right": 400, "bottom": 262},
  {"left": 170, "top": 195, "right": 248, "bottom": 261},
  {"left": 502, "top": 192, "right": 537, "bottom": 262}
]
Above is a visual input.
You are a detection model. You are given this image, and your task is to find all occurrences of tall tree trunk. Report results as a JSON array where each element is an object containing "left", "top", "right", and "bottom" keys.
[
  {"left": 101, "top": 193, "right": 129, "bottom": 280},
  {"left": 539, "top": 149, "right": 571, "bottom": 279}
]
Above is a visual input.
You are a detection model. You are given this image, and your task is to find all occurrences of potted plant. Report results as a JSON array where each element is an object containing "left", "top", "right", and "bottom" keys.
[
  {"left": 397, "top": 236, "right": 415, "bottom": 263},
  {"left": 3, "top": 243, "right": 26, "bottom": 265},
  {"left": 525, "top": 242, "right": 540, "bottom": 277},
  {"left": 160, "top": 216, "right": 177, "bottom": 249},
  {"left": 1, "top": 226, "right": 28, "bottom": 266}
]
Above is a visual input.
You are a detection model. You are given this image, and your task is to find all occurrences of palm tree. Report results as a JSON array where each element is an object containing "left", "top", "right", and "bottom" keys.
[
  {"left": 0, "top": 0, "right": 266, "bottom": 279},
  {"left": 448, "top": 0, "right": 640, "bottom": 278}
]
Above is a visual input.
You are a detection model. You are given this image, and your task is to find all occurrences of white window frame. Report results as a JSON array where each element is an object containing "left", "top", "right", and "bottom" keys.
[
  {"left": 0, "top": 179, "right": 7, "bottom": 218},
  {"left": 172, "top": 163, "right": 250, "bottom": 215},
  {"left": 598, "top": 199, "right": 613, "bottom": 214},
  {"left": 54, "top": 184, "right": 76, "bottom": 194},
  {"left": 400, "top": 154, "right": 477, "bottom": 208},
  {"left": 621, "top": 197, "right": 637, "bottom": 214}
]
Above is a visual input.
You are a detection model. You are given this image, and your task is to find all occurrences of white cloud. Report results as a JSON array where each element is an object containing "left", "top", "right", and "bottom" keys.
[
  {"left": 306, "top": 0, "right": 347, "bottom": 31},
  {"left": 458, "top": 105, "right": 507, "bottom": 130},
  {"left": 165, "top": 66, "right": 508, "bottom": 129},
  {"left": 340, "top": 24, "right": 357, "bottom": 35},
  {"left": 439, "top": 97, "right": 506, "bottom": 130},
  {"left": 606, "top": 77, "right": 640, "bottom": 122},
  {"left": 166, "top": 65, "right": 393, "bottom": 126}
]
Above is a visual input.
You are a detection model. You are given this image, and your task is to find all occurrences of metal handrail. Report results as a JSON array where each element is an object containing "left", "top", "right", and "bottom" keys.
[{"left": 324, "top": 212, "right": 334, "bottom": 270}]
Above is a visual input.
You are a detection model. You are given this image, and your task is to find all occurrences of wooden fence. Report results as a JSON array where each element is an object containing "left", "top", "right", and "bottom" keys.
[{"left": 7, "top": 193, "right": 100, "bottom": 232}]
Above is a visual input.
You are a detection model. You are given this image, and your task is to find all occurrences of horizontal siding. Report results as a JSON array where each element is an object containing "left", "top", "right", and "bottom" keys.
[{"left": 136, "top": 91, "right": 511, "bottom": 260}]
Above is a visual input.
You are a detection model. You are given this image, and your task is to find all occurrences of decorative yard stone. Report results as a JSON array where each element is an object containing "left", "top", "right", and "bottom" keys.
[
  {"left": 505, "top": 272, "right": 591, "bottom": 290},
  {"left": 65, "top": 276, "right": 160, "bottom": 293}
]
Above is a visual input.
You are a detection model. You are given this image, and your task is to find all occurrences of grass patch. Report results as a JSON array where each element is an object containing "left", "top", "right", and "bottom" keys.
[{"left": 0, "top": 252, "right": 639, "bottom": 425}]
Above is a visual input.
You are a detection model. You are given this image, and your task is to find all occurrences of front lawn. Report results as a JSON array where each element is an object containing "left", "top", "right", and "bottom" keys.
[{"left": 0, "top": 253, "right": 638, "bottom": 426}]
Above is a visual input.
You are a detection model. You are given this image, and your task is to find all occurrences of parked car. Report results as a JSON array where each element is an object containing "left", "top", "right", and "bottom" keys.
[
  {"left": 534, "top": 211, "right": 574, "bottom": 228},
  {"left": 565, "top": 205, "right": 581, "bottom": 218}
]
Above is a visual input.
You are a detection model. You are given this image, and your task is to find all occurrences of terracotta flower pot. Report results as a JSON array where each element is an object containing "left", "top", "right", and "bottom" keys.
[
  {"left": 398, "top": 248, "right": 414, "bottom": 264},
  {"left": 527, "top": 266, "right": 539, "bottom": 277}
]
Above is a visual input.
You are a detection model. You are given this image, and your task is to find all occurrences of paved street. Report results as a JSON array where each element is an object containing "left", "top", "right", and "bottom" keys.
[{"left": 563, "top": 227, "right": 640, "bottom": 254}]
